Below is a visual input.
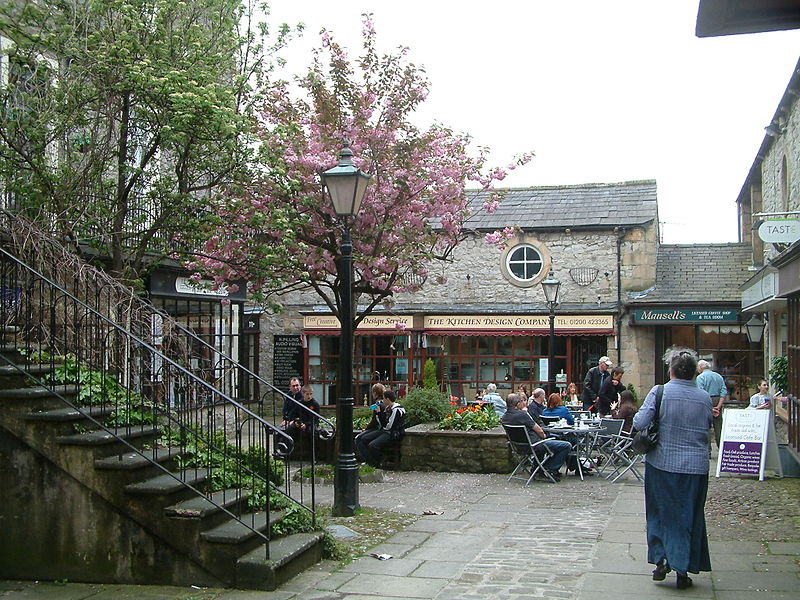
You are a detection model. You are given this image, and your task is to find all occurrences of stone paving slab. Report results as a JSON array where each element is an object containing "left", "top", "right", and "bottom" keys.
[
  {"left": 341, "top": 556, "right": 423, "bottom": 576},
  {"left": 769, "top": 541, "right": 800, "bottom": 555},
  {"left": 338, "top": 573, "right": 448, "bottom": 598},
  {"left": 1, "top": 470, "right": 798, "bottom": 600}
]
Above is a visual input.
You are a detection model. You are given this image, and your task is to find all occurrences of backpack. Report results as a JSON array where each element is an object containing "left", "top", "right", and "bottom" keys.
[{"left": 389, "top": 405, "right": 406, "bottom": 441}]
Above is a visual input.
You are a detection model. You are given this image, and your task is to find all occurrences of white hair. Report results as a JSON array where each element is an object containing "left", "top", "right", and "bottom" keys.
[{"left": 486, "top": 383, "right": 497, "bottom": 393}]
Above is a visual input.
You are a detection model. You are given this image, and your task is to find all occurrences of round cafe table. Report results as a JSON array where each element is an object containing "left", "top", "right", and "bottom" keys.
[{"left": 543, "top": 425, "right": 603, "bottom": 481}]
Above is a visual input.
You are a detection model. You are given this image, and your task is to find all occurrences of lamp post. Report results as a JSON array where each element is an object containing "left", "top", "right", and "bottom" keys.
[
  {"left": 541, "top": 268, "right": 561, "bottom": 395},
  {"left": 321, "top": 144, "right": 371, "bottom": 517}
]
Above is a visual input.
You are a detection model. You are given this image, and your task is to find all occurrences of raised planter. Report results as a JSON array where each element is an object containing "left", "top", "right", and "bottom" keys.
[{"left": 398, "top": 423, "right": 512, "bottom": 473}]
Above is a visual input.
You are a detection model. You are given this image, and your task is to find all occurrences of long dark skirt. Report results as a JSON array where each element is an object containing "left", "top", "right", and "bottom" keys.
[{"left": 644, "top": 462, "right": 712, "bottom": 574}]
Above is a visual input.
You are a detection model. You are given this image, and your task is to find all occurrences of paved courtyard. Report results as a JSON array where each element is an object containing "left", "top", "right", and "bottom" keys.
[{"left": 1, "top": 463, "right": 798, "bottom": 600}]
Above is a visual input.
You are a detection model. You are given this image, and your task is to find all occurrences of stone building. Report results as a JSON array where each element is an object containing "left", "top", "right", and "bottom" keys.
[
  {"left": 626, "top": 243, "right": 755, "bottom": 402},
  {"left": 260, "top": 180, "right": 662, "bottom": 404},
  {"left": 736, "top": 56, "right": 799, "bottom": 451}
]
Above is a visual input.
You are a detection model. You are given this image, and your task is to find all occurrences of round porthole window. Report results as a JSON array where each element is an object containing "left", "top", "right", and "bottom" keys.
[{"left": 506, "top": 244, "right": 543, "bottom": 282}]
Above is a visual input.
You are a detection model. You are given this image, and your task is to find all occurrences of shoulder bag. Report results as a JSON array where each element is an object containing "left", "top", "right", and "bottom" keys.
[{"left": 631, "top": 385, "right": 663, "bottom": 454}]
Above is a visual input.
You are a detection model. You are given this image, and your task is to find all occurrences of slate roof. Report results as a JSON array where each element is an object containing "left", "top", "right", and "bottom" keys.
[
  {"left": 463, "top": 180, "right": 658, "bottom": 231},
  {"left": 627, "top": 243, "right": 752, "bottom": 304}
]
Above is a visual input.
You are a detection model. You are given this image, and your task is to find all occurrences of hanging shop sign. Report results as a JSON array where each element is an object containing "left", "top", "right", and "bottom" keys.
[
  {"left": 757, "top": 218, "right": 800, "bottom": 244},
  {"left": 422, "top": 314, "right": 614, "bottom": 331},
  {"left": 303, "top": 314, "right": 414, "bottom": 331},
  {"left": 149, "top": 270, "right": 247, "bottom": 301},
  {"left": 631, "top": 308, "right": 739, "bottom": 324}
]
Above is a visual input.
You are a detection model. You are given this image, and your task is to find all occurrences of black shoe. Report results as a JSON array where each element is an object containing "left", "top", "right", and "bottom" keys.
[
  {"left": 676, "top": 573, "right": 692, "bottom": 589},
  {"left": 652, "top": 558, "right": 671, "bottom": 581},
  {"left": 547, "top": 470, "right": 562, "bottom": 482}
]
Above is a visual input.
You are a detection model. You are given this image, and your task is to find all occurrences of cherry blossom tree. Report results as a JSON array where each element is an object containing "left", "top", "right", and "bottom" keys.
[{"left": 189, "top": 15, "right": 529, "bottom": 324}]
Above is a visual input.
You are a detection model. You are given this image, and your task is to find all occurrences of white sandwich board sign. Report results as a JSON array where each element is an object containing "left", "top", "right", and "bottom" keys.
[{"left": 716, "top": 409, "right": 783, "bottom": 481}]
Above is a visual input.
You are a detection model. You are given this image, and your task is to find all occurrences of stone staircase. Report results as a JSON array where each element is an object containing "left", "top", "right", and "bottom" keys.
[{"left": 0, "top": 337, "right": 325, "bottom": 590}]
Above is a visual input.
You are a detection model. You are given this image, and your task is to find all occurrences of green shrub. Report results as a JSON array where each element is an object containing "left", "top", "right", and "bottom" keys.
[
  {"left": 423, "top": 358, "right": 438, "bottom": 389},
  {"left": 401, "top": 386, "right": 452, "bottom": 427},
  {"left": 625, "top": 383, "right": 639, "bottom": 405},
  {"left": 769, "top": 356, "right": 788, "bottom": 393}
]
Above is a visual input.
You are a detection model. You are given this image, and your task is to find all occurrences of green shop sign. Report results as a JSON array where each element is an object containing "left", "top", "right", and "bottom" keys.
[{"left": 632, "top": 308, "right": 739, "bottom": 324}]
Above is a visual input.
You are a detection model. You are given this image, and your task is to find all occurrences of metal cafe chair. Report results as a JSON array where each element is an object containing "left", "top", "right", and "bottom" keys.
[
  {"left": 593, "top": 418, "right": 625, "bottom": 474},
  {"left": 604, "top": 434, "right": 645, "bottom": 483},
  {"left": 502, "top": 424, "right": 557, "bottom": 485}
]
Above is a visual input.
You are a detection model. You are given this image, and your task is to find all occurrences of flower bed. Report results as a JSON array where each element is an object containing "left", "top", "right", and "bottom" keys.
[{"left": 397, "top": 423, "right": 512, "bottom": 473}]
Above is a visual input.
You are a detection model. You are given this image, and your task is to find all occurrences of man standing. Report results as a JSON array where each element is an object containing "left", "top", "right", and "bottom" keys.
[
  {"left": 696, "top": 360, "right": 727, "bottom": 450},
  {"left": 528, "top": 388, "right": 546, "bottom": 418},
  {"left": 582, "top": 356, "right": 613, "bottom": 411},
  {"left": 281, "top": 377, "right": 304, "bottom": 429},
  {"left": 501, "top": 393, "right": 571, "bottom": 481}
]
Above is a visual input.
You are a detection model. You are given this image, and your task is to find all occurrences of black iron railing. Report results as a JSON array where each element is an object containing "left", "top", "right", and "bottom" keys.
[{"left": 0, "top": 210, "right": 334, "bottom": 558}]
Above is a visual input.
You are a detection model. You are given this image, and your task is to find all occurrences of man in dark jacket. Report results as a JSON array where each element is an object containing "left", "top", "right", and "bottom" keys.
[
  {"left": 501, "top": 393, "right": 571, "bottom": 481},
  {"left": 281, "top": 377, "right": 303, "bottom": 429},
  {"left": 581, "top": 356, "right": 613, "bottom": 411}
]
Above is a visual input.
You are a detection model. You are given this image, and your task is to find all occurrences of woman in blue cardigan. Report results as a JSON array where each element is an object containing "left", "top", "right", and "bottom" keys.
[{"left": 542, "top": 393, "right": 574, "bottom": 425}]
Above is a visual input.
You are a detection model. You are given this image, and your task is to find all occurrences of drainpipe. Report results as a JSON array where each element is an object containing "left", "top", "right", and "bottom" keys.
[{"left": 615, "top": 227, "right": 627, "bottom": 366}]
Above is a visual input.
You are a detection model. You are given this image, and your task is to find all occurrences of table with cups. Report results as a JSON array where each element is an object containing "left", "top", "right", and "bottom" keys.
[{"left": 543, "top": 416, "right": 603, "bottom": 480}]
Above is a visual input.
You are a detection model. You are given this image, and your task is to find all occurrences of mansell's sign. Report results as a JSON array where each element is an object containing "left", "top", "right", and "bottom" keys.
[
  {"left": 632, "top": 308, "right": 739, "bottom": 324},
  {"left": 758, "top": 219, "right": 800, "bottom": 244}
]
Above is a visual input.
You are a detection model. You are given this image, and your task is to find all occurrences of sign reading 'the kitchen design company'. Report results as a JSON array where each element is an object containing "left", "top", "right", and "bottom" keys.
[{"left": 632, "top": 308, "right": 739, "bottom": 324}]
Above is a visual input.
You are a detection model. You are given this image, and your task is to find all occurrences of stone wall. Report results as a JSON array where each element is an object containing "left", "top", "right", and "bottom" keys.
[{"left": 398, "top": 424, "right": 513, "bottom": 473}]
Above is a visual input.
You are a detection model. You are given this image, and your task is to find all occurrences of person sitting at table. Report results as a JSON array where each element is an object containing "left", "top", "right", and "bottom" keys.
[
  {"left": 484, "top": 383, "right": 505, "bottom": 416},
  {"left": 501, "top": 393, "right": 571, "bottom": 481},
  {"left": 612, "top": 390, "right": 638, "bottom": 434},
  {"left": 527, "top": 387, "right": 546, "bottom": 418},
  {"left": 561, "top": 382, "right": 580, "bottom": 406},
  {"left": 542, "top": 393, "right": 575, "bottom": 425},
  {"left": 517, "top": 385, "right": 531, "bottom": 403},
  {"left": 597, "top": 366, "right": 625, "bottom": 416}
]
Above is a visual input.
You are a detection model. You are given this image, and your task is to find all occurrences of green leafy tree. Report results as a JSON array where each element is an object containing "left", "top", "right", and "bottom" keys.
[
  {"left": 0, "top": 0, "right": 293, "bottom": 281},
  {"left": 423, "top": 358, "right": 438, "bottom": 390}
]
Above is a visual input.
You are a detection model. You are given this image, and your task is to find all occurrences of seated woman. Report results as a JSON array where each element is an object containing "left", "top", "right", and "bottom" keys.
[
  {"left": 612, "top": 390, "right": 639, "bottom": 434},
  {"left": 542, "top": 393, "right": 575, "bottom": 425},
  {"left": 561, "top": 382, "right": 581, "bottom": 406}
]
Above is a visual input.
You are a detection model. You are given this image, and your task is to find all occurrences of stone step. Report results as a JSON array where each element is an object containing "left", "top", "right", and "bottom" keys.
[
  {"left": 124, "top": 468, "right": 210, "bottom": 496},
  {"left": 94, "top": 447, "right": 185, "bottom": 471},
  {"left": 0, "top": 384, "right": 81, "bottom": 400},
  {"left": 0, "top": 363, "right": 63, "bottom": 389},
  {"left": 201, "top": 509, "right": 284, "bottom": 545},
  {"left": 25, "top": 404, "right": 115, "bottom": 422},
  {"left": 164, "top": 488, "right": 252, "bottom": 520},
  {"left": 236, "top": 531, "right": 325, "bottom": 590},
  {"left": 56, "top": 425, "right": 161, "bottom": 447}
]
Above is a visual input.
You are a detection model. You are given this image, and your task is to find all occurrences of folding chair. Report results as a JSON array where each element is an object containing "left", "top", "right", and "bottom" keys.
[
  {"left": 604, "top": 434, "right": 645, "bottom": 483},
  {"left": 503, "top": 424, "right": 557, "bottom": 484},
  {"left": 593, "top": 418, "right": 625, "bottom": 474}
]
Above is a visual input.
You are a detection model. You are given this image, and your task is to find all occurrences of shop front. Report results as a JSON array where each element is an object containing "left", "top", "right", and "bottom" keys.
[
  {"left": 301, "top": 312, "right": 615, "bottom": 405},
  {"left": 631, "top": 306, "right": 762, "bottom": 405}
]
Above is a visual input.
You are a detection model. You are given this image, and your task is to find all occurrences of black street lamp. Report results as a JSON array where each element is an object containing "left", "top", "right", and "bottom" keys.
[
  {"left": 745, "top": 313, "right": 766, "bottom": 344},
  {"left": 321, "top": 144, "right": 371, "bottom": 517},
  {"left": 541, "top": 268, "right": 561, "bottom": 395}
]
